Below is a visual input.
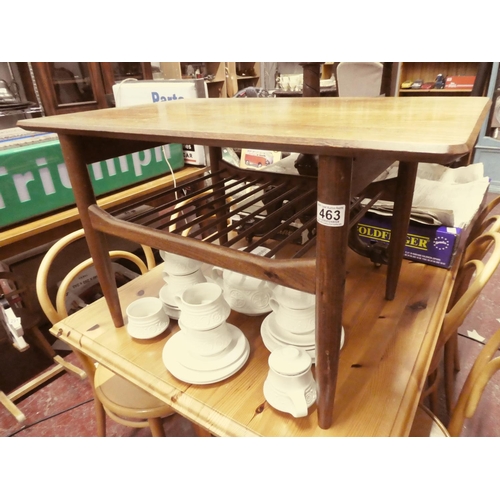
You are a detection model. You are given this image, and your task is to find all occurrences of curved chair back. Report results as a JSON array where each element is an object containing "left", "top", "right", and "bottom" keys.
[
  {"left": 436, "top": 231, "right": 500, "bottom": 358},
  {"left": 447, "top": 325, "right": 500, "bottom": 436},
  {"left": 411, "top": 325, "right": 500, "bottom": 437},
  {"left": 34, "top": 229, "right": 174, "bottom": 437},
  {"left": 36, "top": 228, "right": 155, "bottom": 324}
]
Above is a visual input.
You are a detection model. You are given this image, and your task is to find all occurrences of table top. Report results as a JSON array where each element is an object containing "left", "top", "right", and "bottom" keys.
[
  {"left": 18, "top": 97, "right": 490, "bottom": 163},
  {"left": 50, "top": 247, "right": 457, "bottom": 437}
]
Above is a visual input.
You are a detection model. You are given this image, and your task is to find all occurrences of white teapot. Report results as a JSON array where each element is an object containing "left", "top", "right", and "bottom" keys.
[
  {"left": 209, "top": 246, "right": 273, "bottom": 316},
  {"left": 263, "top": 346, "right": 317, "bottom": 418}
]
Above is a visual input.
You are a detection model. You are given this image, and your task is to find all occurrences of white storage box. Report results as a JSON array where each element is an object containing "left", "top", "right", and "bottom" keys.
[{"left": 112, "top": 79, "right": 209, "bottom": 166}]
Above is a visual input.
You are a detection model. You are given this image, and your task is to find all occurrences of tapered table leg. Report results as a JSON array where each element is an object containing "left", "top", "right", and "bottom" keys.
[
  {"left": 58, "top": 134, "right": 124, "bottom": 327},
  {"left": 315, "top": 155, "right": 352, "bottom": 429},
  {"left": 385, "top": 161, "right": 418, "bottom": 300}
]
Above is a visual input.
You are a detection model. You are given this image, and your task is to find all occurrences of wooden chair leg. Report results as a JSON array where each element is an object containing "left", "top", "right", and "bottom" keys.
[
  {"left": 452, "top": 332, "right": 461, "bottom": 372},
  {"left": 429, "top": 378, "right": 439, "bottom": 414},
  {"left": 149, "top": 418, "right": 166, "bottom": 437},
  {"left": 95, "top": 399, "right": 107, "bottom": 437},
  {"left": 31, "top": 326, "right": 87, "bottom": 380},
  {"left": 424, "top": 370, "right": 439, "bottom": 414},
  {"left": 444, "top": 340, "right": 457, "bottom": 414},
  {"left": 0, "top": 391, "right": 26, "bottom": 423}
]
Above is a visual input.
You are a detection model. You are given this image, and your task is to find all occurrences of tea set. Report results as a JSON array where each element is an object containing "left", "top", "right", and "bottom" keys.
[
  {"left": 124, "top": 246, "right": 346, "bottom": 418},
  {"left": 162, "top": 282, "right": 250, "bottom": 385}
]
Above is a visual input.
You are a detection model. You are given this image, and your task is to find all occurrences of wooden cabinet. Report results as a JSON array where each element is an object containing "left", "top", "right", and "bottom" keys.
[
  {"left": 225, "top": 62, "right": 261, "bottom": 96},
  {"left": 159, "top": 62, "right": 261, "bottom": 98},
  {"left": 160, "top": 62, "right": 228, "bottom": 98},
  {"left": 17, "top": 62, "right": 152, "bottom": 115},
  {"left": 396, "top": 62, "right": 480, "bottom": 96}
]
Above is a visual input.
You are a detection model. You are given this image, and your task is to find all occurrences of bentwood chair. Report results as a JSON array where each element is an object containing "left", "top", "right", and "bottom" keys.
[
  {"left": 422, "top": 231, "right": 500, "bottom": 413},
  {"left": 442, "top": 197, "right": 500, "bottom": 410},
  {"left": 35, "top": 228, "right": 177, "bottom": 437},
  {"left": 410, "top": 323, "right": 500, "bottom": 437}
]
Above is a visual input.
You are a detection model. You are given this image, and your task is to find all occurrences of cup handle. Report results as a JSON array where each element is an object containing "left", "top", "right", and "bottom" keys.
[
  {"left": 288, "top": 390, "right": 309, "bottom": 418},
  {"left": 162, "top": 271, "right": 169, "bottom": 284},
  {"left": 269, "top": 297, "right": 280, "bottom": 313},
  {"left": 174, "top": 295, "right": 183, "bottom": 308},
  {"left": 208, "top": 266, "right": 224, "bottom": 287}
]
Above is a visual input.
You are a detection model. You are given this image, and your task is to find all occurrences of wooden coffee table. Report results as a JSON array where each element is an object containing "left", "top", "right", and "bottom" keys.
[{"left": 19, "top": 96, "right": 490, "bottom": 429}]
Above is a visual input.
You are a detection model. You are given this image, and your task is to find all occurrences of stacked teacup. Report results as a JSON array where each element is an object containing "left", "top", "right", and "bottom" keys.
[
  {"left": 261, "top": 284, "right": 344, "bottom": 362},
  {"left": 162, "top": 282, "right": 250, "bottom": 385},
  {"left": 158, "top": 250, "right": 206, "bottom": 319}
]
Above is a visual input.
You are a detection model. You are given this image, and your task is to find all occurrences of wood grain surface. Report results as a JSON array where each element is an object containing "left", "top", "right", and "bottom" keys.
[
  {"left": 51, "top": 247, "right": 456, "bottom": 437},
  {"left": 19, "top": 97, "right": 490, "bottom": 163}
]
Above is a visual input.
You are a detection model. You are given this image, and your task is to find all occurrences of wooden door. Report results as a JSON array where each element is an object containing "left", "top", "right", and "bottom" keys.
[{"left": 29, "top": 62, "right": 108, "bottom": 115}]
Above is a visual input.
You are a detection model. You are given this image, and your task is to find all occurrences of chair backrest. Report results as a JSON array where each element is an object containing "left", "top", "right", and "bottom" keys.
[
  {"left": 36, "top": 228, "right": 156, "bottom": 325},
  {"left": 336, "top": 62, "right": 384, "bottom": 97},
  {"left": 466, "top": 194, "right": 500, "bottom": 245},
  {"left": 447, "top": 325, "right": 500, "bottom": 436},
  {"left": 433, "top": 231, "right": 500, "bottom": 362}
]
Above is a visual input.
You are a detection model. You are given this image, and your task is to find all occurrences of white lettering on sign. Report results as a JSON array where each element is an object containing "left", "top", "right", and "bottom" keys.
[
  {"left": 118, "top": 155, "right": 129, "bottom": 173},
  {"left": 91, "top": 162, "right": 103, "bottom": 180},
  {"left": 58, "top": 163, "right": 72, "bottom": 188},
  {"left": 132, "top": 150, "right": 152, "bottom": 177},
  {"left": 37, "top": 158, "right": 56, "bottom": 195},
  {"left": 317, "top": 201, "right": 346, "bottom": 227},
  {"left": 13, "top": 172, "right": 35, "bottom": 203},
  {"left": 105, "top": 159, "right": 117, "bottom": 177}
]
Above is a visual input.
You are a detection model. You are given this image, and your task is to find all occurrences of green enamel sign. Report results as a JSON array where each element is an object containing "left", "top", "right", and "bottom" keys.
[{"left": 0, "top": 140, "right": 184, "bottom": 228}]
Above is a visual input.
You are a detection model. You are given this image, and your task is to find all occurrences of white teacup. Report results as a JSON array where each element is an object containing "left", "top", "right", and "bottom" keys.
[
  {"left": 268, "top": 283, "right": 315, "bottom": 310},
  {"left": 162, "top": 268, "right": 206, "bottom": 305},
  {"left": 269, "top": 299, "right": 315, "bottom": 334},
  {"left": 126, "top": 296, "right": 170, "bottom": 338},
  {"left": 159, "top": 250, "right": 202, "bottom": 276},
  {"left": 179, "top": 320, "right": 233, "bottom": 357},
  {"left": 263, "top": 346, "right": 317, "bottom": 418},
  {"left": 174, "top": 282, "right": 231, "bottom": 331}
]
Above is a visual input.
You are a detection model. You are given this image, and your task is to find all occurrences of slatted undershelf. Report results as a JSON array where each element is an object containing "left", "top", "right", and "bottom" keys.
[{"left": 88, "top": 161, "right": 389, "bottom": 293}]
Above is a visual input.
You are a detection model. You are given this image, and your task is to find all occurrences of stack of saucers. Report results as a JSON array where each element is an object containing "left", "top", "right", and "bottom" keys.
[
  {"left": 261, "top": 284, "right": 344, "bottom": 362},
  {"left": 162, "top": 282, "right": 250, "bottom": 384},
  {"left": 158, "top": 250, "right": 206, "bottom": 319}
]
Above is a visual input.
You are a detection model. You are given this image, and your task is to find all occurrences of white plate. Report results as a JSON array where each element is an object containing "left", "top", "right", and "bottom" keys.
[
  {"left": 261, "top": 318, "right": 316, "bottom": 362},
  {"left": 265, "top": 313, "right": 315, "bottom": 347},
  {"left": 163, "top": 330, "right": 250, "bottom": 385},
  {"left": 261, "top": 316, "right": 344, "bottom": 362},
  {"left": 173, "top": 324, "right": 248, "bottom": 372},
  {"left": 127, "top": 318, "right": 170, "bottom": 340}
]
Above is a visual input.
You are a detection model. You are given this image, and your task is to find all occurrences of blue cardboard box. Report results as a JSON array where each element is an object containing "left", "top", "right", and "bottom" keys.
[{"left": 357, "top": 212, "right": 462, "bottom": 269}]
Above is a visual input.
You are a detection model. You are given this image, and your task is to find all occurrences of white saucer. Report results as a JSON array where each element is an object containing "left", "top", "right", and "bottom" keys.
[
  {"left": 261, "top": 318, "right": 316, "bottom": 362},
  {"left": 265, "top": 313, "right": 315, "bottom": 347},
  {"left": 162, "top": 303, "right": 181, "bottom": 320},
  {"left": 229, "top": 302, "right": 272, "bottom": 316},
  {"left": 163, "top": 329, "right": 250, "bottom": 384},
  {"left": 127, "top": 318, "right": 170, "bottom": 340},
  {"left": 174, "top": 324, "right": 248, "bottom": 372}
]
